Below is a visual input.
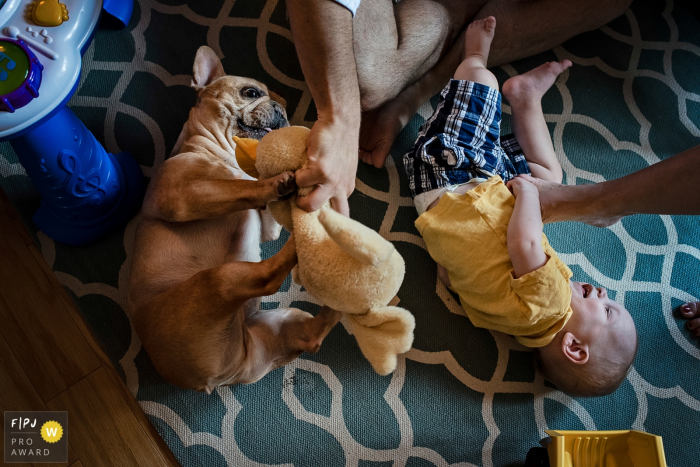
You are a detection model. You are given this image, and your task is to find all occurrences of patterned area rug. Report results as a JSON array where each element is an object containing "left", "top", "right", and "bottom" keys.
[{"left": 1, "top": 0, "right": 700, "bottom": 465}]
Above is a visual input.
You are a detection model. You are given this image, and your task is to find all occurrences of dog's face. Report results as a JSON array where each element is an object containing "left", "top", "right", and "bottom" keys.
[
  {"left": 199, "top": 76, "right": 289, "bottom": 140},
  {"left": 191, "top": 46, "right": 289, "bottom": 141}
]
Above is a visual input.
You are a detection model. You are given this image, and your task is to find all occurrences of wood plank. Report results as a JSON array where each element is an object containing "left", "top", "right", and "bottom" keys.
[
  {"left": 69, "top": 461, "right": 84, "bottom": 467},
  {"left": 0, "top": 332, "right": 78, "bottom": 467},
  {"left": 46, "top": 367, "right": 170, "bottom": 467},
  {"left": 0, "top": 198, "right": 101, "bottom": 401},
  {"left": 53, "top": 291, "right": 181, "bottom": 467},
  {"left": 26, "top": 245, "right": 180, "bottom": 467},
  {"left": 0, "top": 330, "right": 45, "bottom": 412},
  {"left": 0, "top": 188, "right": 179, "bottom": 466},
  {"left": 55, "top": 294, "right": 181, "bottom": 467},
  {"left": 0, "top": 186, "right": 35, "bottom": 246}
]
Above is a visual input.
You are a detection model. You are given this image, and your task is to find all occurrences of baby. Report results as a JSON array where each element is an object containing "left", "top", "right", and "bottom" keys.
[{"left": 403, "top": 17, "right": 638, "bottom": 397}]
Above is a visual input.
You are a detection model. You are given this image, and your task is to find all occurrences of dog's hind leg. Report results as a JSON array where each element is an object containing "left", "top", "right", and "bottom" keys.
[
  {"left": 243, "top": 305, "right": 343, "bottom": 379},
  {"left": 132, "top": 235, "right": 301, "bottom": 391}
]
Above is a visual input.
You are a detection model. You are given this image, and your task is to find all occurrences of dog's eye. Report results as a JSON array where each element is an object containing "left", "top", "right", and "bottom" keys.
[{"left": 241, "top": 88, "right": 262, "bottom": 99}]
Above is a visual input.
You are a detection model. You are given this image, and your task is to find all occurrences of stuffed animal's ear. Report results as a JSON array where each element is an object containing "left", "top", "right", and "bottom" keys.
[
  {"left": 318, "top": 207, "right": 395, "bottom": 266},
  {"left": 343, "top": 307, "right": 415, "bottom": 375},
  {"left": 268, "top": 90, "right": 287, "bottom": 109},
  {"left": 191, "top": 46, "right": 226, "bottom": 90}
]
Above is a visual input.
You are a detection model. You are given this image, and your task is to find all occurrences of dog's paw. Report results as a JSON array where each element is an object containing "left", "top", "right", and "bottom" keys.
[
  {"left": 258, "top": 172, "right": 296, "bottom": 206},
  {"left": 275, "top": 172, "right": 297, "bottom": 199}
]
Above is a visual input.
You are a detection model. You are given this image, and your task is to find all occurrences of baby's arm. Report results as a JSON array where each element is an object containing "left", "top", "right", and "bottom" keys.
[{"left": 506, "top": 177, "right": 548, "bottom": 278}]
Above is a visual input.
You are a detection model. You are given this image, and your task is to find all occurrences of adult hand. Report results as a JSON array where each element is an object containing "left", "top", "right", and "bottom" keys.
[{"left": 295, "top": 116, "right": 359, "bottom": 216}]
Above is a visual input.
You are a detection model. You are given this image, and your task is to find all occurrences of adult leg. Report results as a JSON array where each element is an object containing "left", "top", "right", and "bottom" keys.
[
  {"left": 525, "top": 144, "right": 700, "bottom": 226},
  {"left": 501, "top": 60, "right": 572, "bottom": 183},
  {"left": 353, "top": 0, "right": 480, "bottom": 111},
  {"left": 355, "top": 0, "right": 631, "bottom": 109},
  {"left": 356, "top": 0, "right": 632, "bottom": 167}
]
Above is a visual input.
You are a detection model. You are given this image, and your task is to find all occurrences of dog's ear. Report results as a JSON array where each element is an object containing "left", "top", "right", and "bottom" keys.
[
  {"left": 191, "top": 46, "right": 226, "bottom": 90},
  {"left": 268, "top": 90, "right": 287, "bottom": 109}
]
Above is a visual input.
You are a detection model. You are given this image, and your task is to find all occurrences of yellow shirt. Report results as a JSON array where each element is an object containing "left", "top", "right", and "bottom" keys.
[{"left": 414, "top": 176, "right": 573, "bottom": 347}]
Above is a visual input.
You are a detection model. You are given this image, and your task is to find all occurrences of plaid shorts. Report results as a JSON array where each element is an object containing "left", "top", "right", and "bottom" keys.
[{"left": 403, "top": 80, "right": 530, "bottom": 197}]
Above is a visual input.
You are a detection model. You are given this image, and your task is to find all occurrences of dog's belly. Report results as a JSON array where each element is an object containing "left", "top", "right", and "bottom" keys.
[{"left": 128, "top": 210, "right": 261, "bottom": 311}]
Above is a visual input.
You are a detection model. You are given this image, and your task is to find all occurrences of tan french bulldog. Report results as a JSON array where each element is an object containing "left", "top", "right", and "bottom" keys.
[{"left": 126, "top": 46, "right": 341, "bottom": 393}]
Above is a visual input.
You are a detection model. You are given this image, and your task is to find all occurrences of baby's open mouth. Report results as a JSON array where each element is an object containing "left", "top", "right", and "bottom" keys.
[{"left": 582, "top": 284, "right": 592, "bottom": 298}]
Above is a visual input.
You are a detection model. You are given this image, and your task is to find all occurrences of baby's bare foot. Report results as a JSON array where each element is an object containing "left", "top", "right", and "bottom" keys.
[
  {"left": 680, "top": 302, "right": 700, "bottom": 336},
  {"left": 463, "top": 16, "right": 496, "bottom": 65},
  {"left": 502, "top": 60, "right": 572, "bottom": 105}
]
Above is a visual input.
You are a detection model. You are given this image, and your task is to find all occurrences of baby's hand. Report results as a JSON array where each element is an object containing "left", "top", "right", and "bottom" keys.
[{"left": 506, "top": 175, "right": 539, "bottom": 198}]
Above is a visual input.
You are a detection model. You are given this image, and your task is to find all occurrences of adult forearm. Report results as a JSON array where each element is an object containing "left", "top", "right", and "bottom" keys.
[
  {"left": 287, "top": 0, "right": 361, "bottom": 127},
  {"left": 536, "top": 145, "right": 700, "bottom": 226}
]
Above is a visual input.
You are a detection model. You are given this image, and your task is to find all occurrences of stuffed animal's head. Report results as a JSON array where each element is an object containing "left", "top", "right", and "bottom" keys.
[
  {"left": 256, "top": 126, "right": 309, "bottom": 178},
  {"left": 255, "top": 126, "right": 310, "bottom": 230}
]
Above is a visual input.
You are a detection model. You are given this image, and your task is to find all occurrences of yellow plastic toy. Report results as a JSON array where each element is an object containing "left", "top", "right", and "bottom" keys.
[
  {"left": 536, "top": 430, "right": 667, "bottom": 467},
  {"left": 30, "top": 0, "right": 69, "bottom": 27}
]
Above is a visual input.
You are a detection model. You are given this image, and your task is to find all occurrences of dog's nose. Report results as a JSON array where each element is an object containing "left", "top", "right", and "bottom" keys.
[{"left": 271, "top": 102, "right": 288, "bottom": 129}]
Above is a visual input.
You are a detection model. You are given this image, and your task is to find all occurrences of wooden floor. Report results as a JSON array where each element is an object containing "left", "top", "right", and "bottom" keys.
[{"left": 0, "top": 188, "right": 180, "bottom": 467}]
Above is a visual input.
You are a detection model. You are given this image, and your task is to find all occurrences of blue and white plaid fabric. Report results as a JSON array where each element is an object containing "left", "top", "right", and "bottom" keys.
[{"left": 403, "top": 80, "right": 530, "bottom": 197}]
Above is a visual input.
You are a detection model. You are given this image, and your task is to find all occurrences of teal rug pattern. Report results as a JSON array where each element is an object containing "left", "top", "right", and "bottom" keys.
[{"left": 1, "top": 0, "right": 700, "bottom": 465}]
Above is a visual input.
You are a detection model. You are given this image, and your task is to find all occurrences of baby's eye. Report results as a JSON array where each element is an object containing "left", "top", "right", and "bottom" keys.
[{"left": 606, "top": 306, "right": 611, "bottom": 318}]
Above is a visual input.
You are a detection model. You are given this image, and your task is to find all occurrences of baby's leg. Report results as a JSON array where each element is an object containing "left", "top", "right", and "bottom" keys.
[
  {"left": 436, "top": 16, "right": 497, "bottom": 289},
  {"left": 454, "top": 17, "right": 498, "bottom": 89},
  {"left": 501, "top": 60, "right": 572, "bottom": 183},
  {"left": 680, "top": 302, "right": 700, "bottom": 336}
]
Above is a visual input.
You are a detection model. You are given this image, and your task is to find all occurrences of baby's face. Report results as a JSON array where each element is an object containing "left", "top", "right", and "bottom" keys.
[{"left": 568, "top": 281, "right": 637, "bottom": 354}]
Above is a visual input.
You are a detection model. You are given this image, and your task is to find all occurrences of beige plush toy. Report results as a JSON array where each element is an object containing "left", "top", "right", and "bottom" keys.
[{"left": 241, "top": 126, "right": 415, "bottom": 375}]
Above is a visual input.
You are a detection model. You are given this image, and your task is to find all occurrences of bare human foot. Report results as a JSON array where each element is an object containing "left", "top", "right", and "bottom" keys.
[
  {"left": 502, "top": 59, "right": 573, "bottom": 106},
  {"left": 514, "top": 174, "right": 623, "bottom": 227},
  {"left": 359, "top": 94, "right": 414, "bottom": 169},
  {"left": 680, "top": 302, "right": 700, "bottom": 336},
  {"left": 462, "top": 16, "right": 496, "bottom": 65}
]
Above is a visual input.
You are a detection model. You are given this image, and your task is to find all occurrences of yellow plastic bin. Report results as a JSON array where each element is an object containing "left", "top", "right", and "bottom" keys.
[{"left": 544, "top": 430, "right": 667, "bottom": 467}]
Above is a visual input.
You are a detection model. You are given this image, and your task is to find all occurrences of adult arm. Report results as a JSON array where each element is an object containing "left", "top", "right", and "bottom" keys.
[
  {"left": 287, "top": 0, "right": 361, "bottom": 216},
  {"left": 523, "top": 144, "right": 700, "bottom": 227},
  {"left": 506, "top": 176, "right": 548, "bottom": 278}
]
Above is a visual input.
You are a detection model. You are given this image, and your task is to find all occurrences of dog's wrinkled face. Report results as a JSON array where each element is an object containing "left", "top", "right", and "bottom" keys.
[
  {"left": 191, "top": 46, "right": 289, "bottom": 142},
  {"left": 200, "top": 76, "right": 289, "bottom": 141}
]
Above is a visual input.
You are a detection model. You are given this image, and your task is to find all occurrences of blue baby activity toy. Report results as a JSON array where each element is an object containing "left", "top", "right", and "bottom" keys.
[{"left": 0, "top": 0, "right": 143, "bottom": 246}]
